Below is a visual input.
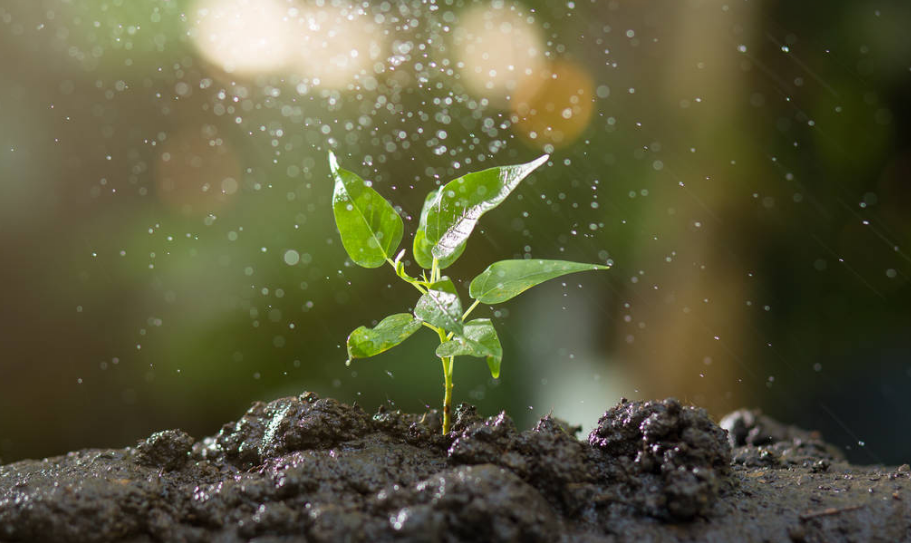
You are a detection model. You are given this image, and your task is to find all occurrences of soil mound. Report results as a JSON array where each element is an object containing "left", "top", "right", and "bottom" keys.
[{"left": 1, "top": 393, "right": 908, "bottom": 542}]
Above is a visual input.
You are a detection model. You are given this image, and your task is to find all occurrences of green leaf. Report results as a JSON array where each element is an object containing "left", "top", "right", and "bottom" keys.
[
  {"left": 417, "top": 154, "right": 549, "bottom": 269},
  {"left": 436, "top": 318, "right": 503, "bottom": 379},
  {"left": 412, "top": 187, "right": 442, "bottom": 269},
  {"left": 469, "top": 259, "right": 609, "bottom": 304},
  {"left": 329, "top": 151, "right": 403, "bottom": 268},
  {"left": 414, "top": 278, "right": 463, "bottom": 335},
  {"left": 346, "top": 313, "right": 423, "bottom": 362}
]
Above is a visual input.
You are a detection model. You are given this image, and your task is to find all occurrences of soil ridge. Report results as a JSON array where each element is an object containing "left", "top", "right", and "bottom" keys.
[{"left": 1, "top": 393, "right": 909, "bottom": 542}]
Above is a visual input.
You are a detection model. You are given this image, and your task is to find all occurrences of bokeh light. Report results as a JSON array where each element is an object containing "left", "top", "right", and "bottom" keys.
[
  {"left": 191, "top": 0, "right": 296, "bottom": 76},
  {"left": 452, "top": 2, "right": 546, "bottom": 107},
  {"left": 291, "top": 5, "right": 385, "bottom": 89},
  {"left": 511, "top": 60, "right": 595, "bottom": 150}
]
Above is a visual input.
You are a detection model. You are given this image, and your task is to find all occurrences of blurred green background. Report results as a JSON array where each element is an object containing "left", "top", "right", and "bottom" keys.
[{"left": 1, "top": 0, "right": 909, "bottom": 465}]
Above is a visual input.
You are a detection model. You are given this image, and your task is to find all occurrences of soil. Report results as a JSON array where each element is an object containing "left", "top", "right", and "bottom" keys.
[{"left": 1, "top": 393, "right": 909, "bottom": 542}]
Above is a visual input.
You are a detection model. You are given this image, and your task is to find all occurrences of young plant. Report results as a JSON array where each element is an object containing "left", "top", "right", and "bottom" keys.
[{"left": 328, "top": 151, "right": 608, "bottom": 434}]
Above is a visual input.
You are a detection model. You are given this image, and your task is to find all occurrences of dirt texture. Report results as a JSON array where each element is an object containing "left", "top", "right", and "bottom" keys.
[{"left": 1, "top": 394, "right": 909, "bottom": 542}]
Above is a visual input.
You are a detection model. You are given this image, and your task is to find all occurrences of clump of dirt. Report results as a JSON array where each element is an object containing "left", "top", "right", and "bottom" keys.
[
  {"left": 201, "top": 391, "right": 373, "bottom": 468},
  {"left": 720, "top": 408, "right": 844, "bottom": 470},
  {"left": 134, "top": 429, "right": 194, "bottom": 471},
  {"left": 375, "top": 464, "right": 560, "bottom": 542},
  {"left": 1, "top": 392, "right": 909, "bottom": 543},
  {"left": 588, "top": 398, "right": 732, "bottom": 520}
]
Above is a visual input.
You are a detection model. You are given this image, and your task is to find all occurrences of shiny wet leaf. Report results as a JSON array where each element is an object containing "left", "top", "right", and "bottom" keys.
[
  {"left": 330, "top": 151, "right": 403, "bottom": 268},
  {"left": 469, "top": 259, "right": 609, "bottom": 304},
  {"left": 414, "top": 278, "right": 463, "bottom": 335},
  {"left": 416, "top": 154, "right": 549, "bottom": 269},
  {"left": 346, "top": 313, "right": 423, "bottom": 362},
  {"left": 436, "top": 318, "right": 503, "bottom": 378}
]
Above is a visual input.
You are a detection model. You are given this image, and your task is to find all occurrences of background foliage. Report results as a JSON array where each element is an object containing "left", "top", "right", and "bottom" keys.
[{"left": 1, "top": 0, "right": 909, "bottom": 464}]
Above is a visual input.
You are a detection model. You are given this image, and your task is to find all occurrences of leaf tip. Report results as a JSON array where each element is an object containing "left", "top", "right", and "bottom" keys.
[
  {"left": 328, "top": 150, "right": 339, "bottom": 173},
  {"left": 531, "top": 153, "right": 550, "bottom": 169},
  {"left": 488, "top": 357, "right": 501, "bottom": 379}
]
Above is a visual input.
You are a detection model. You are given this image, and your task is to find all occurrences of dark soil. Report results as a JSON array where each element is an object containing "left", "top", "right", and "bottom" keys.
[{"left": 1, "top": 393, "right": 909, "bottom": 542}]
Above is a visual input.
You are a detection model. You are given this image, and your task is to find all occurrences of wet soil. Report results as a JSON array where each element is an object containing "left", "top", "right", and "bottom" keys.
[{"left": 1, "top": 393, "right": 909, "bottom": 542}]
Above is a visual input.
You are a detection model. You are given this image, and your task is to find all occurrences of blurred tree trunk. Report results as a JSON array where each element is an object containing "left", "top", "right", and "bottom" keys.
[{"left": 615, "top": 0, "right": 759, "bottom": 415}]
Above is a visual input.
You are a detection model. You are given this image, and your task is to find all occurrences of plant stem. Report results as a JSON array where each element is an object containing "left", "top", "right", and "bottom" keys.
[
  {"left": 441, "top": 355, "right": 453, "bottom": 435},
  {"left": 400, "top": 254, "right": 452, "bottom": 434},
  {"left": 433, "top": 325, "right": 454, "bottom": 435},
  {"left": 462, "top": 299, "right": 480, "bottom": 321},
  {"left": 386, "top": 258, "right": 427, "bottom": 294},
  {"left": 401, "top": 254, "right": 453, "bottom": 434}
]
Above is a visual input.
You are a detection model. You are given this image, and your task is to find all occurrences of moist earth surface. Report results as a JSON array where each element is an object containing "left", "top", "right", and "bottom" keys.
[{"left": 1, "top": 393, "right": 909, "bottom": 542}]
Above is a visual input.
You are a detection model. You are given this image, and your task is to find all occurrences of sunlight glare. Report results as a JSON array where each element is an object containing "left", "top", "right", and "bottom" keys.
[
  {"left": 191, "top": 0, "right": 296, "bottom": 76},
  {"left": 291, "top": 5, "right": 384, "bottom": 89},
  {"left": 453, "top": 3, "right": 546, "bottom": 107}
]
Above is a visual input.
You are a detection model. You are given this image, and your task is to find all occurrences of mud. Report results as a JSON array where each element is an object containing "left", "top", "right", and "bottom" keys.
[{"left": 1, "top": 394, "right": 909, "bottom": 542}]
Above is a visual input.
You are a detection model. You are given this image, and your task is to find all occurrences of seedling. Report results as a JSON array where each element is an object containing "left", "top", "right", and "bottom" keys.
[{"left": 328, "top": 151, "right": 609, "bottom": 434}]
